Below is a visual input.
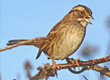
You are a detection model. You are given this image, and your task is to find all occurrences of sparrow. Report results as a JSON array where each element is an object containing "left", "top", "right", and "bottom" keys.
[{"left": 4, "top": 5, "right": 94, "bottom": 67}]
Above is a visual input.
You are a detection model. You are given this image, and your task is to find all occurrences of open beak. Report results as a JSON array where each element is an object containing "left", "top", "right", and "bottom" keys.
[{"left": 85, "top": 15, "right": 94, "bottom": 24}]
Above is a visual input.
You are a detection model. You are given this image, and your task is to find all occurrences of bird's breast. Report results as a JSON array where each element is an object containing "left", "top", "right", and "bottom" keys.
[{"left": 44, "top": 24, "right": 86, "bottom": 60}]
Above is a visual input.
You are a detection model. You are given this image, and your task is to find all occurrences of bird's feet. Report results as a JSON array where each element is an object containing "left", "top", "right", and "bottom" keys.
[
  {"left": 66, "top": 58, "right": 80, "bottom": 70},
  {"left": 51, "top": 57, "right": 59, "bottom": 77}
]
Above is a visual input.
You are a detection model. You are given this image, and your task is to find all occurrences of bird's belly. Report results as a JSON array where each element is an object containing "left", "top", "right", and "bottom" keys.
[
  {"left": 44, "top": 26, "right": 85, "bottom": 60},
  {"left": 53, "top": 34, "right": 84, "bottom": 59}
]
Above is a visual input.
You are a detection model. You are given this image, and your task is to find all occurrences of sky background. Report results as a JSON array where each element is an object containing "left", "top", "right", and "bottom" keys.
[{"left": 0, "top": 0, "right": 110, "bottom": 80}]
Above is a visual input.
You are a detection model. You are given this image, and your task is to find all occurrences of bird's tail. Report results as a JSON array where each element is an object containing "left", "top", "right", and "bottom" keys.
[
  {"left": 7, "top": 39, "right": 28, "bottom": 45},
  {"left": 7, "top": 37, "right": 45, "bottom": 48},
  {"left": 0, "top": 37, "right": 46, "bottom": 59}
]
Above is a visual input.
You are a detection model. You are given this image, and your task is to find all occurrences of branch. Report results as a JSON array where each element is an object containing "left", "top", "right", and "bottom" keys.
[
  {"left": 0, "top": 40, "right": 32, "bottom": 52},
  {"left": 31, "top": 56, "right": 110, "bottom": 80},
  {"left": 1, "top": 41, "right": 110, "bottom": 80},
  {"left": 90, "top": 65, "right": 110, "bottom": 77}
]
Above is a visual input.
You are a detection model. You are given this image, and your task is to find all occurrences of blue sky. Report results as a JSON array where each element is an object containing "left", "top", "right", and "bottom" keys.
[{"left": 0, "top": 0, "right": 110, "bottom": 80}]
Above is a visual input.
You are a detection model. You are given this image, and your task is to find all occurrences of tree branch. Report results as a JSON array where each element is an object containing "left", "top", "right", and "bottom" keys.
[
  {"left": 0, "top": 41, "right": 110, "bottom": 80},
  {"left": 31, "top": 56, "right": 110, "bottom": 80},
  {"left": 0, "top": 39, "right": 36, "bottom": 52}
]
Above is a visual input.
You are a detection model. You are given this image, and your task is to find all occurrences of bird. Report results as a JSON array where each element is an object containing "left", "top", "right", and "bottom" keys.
[{"left": 4, "top": 5, "right": 94, "bottom": 68}]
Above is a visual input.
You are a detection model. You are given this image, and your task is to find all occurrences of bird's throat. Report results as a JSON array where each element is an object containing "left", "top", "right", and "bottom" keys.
[{"left": 80, "top": 21, "right": 88, "bottom": 27}]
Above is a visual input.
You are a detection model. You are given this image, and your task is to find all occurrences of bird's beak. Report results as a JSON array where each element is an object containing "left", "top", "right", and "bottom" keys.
[{"left": 85, "top": 15, "right": 94, "bottom": 24}]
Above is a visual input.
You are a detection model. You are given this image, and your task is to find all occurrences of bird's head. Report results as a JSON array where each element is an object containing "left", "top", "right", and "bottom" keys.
[{"left": 68, "top": 5, "right": 94, "bottom": 27}]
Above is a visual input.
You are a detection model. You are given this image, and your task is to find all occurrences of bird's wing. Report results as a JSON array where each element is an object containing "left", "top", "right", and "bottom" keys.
[
  {"left": 36, "top": 21, "right": 70, "bottom": 59},
  {"left": 36, "top": 21, "right": 63, "bottom": 59}
]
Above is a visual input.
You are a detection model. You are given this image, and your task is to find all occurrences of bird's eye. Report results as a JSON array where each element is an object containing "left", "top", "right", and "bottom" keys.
[{"left": 81, "top": 11, "right": 84, "bottom": 14}]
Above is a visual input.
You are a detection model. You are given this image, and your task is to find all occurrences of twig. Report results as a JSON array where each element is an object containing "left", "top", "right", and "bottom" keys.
[
  {"left": 31, "top": 56, "right": 110, "bottom": 80},
  {"left": 0, "top": 39, "right": 36, "bottom": 52},
  {"left": 91, "top": 65, "right": 110, "bottom": 77},
  {"left": 83, "top": 75, "right": 88, "bottom": 80},
  {"left": 0, "top": 73, "right": 1, "bottom": 80}
]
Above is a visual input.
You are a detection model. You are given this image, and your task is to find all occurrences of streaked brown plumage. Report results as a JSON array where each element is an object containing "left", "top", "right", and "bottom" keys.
[{"left": 7, "top": 5, "right": 94, "bottom": 61}]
